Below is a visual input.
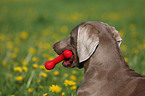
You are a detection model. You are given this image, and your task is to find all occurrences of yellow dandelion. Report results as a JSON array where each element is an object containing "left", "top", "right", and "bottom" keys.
[
  {"left": 42, "top": 53, "right": 49, "bottom": 58},
  {"left": 49, "top": 85, "right": 62, "bottom": 93},
  {"left": 20, "top": 32, "right": 28, "bottom": 39},
  {"left": 6, "top": 41, "right": 13, "bottom": 50},
  {"left": 13, "top": 67, "right": 22, "bottom": 72},
  {"left": 40, "top": 72, "right": 47, "bottom": 78},
  {"left": 64, "top": 80, "right": 76, "bottom": 86},
  {"left": 121, "top": 45, "right": 127, "bottom": 51},
  {"left": 28, "top": 88, "right": 33, "bottom": 93},
  {"left": 43, "top": 93, "right": 48, "bottom": 96},
  {"left": 124, "top": 57, "right": 128, "bottom": 63},
  {"left": 0, "top": 43, "right": 4, "bottom": 54},
  {"left": 119, "top": 30, "right": 125, "bottom": 38},
  {"left": 28, "top": 47, "right": 36, "bottom": 54},
  {"left": 64, "top": 73, "right": 68, "bottom": 77},
  {"left": 72, "top": 70, "right": 77, "bottom": 74},
  {"left": 14, "top": 38, "right": 21, "bottom": 45},
  {"left": 54, "top": 71, "right": 59, "bottom": 76},
  {"left": 33, "top": 64, "right": 38, "bottom": 69},
  {"left": 7, "top": 65, "right": 11, "bottom": 69},
  {"left": 48, "top": 56, "right": 54, "bottom": 60},
  {"left": 138, "top": 44, "right": 144, "bottom": 50},
  {"left": 8, "top": 74, "right": 12, "bottom": 77},
  {"left": 109, "top": 12, "right": 120, "bottom": 20},
  {"left": 37, "top": 79, "right": 41, "bottom": 83},
  {"left": 70, "top": 75, "right": 76, "bottom": 81},
  {"left": 39, "top": 65, "right": 45, "bottom": 69},
  {"left": 39, "top": 85, "right": 44, "bottom": 89},
  {"left": 71, "top": 85, "right": 77, "bottom": 90},
  {"left": 14, "top": 48, "right": 19, "bottom": 53},
  {"left": 10, "top": 95, "right": 15, "bottom": 96},
  {"left": 2, "top": 61, "right": 6, "bottom": 66},
  {"left": 22, "top": 61, "right": 28, "bottom": 66},
  {"left": 10, "top": 53, "right": 16, "bottom": 58},
  {"left": 143, "top": 43, "right": 145, "bottom": 49},
  {"left": 62, "top": 92, "right": 65, "bottom": 96},
  {"left": 133, "top": 49, "right": 139, "bottom": 54},
  {"left": 42, "top": 43, "right": 51, "bottom": 50},
  {"left": 45, "top": 69, "right": 51, "bottom": 72},
  {"left": 22, "top": 66, "right": 28, "bottom": 72},
  {"left": 0, "top": 34, "right": 5, "bottom": 41},
  {"left": 70, "top": 12, "right": 80, "bottom": 21},
  {"left": 32, "top": 57, "right": 39, "bottom": 62},
  {"left": 15, "top": 76, "right": 24, "bottom": 81},
  {"left": 143, "top": 44, "right": 145, "bottom": 49}
]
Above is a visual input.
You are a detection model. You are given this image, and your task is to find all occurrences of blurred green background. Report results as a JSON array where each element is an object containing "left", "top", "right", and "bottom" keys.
[{"left": 0, "top": 0, "right": 145, "bottom": 96}]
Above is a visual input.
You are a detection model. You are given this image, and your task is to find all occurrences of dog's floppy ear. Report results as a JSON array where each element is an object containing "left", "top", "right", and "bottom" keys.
[
  {"left": 110, "top": 26, "right": 122, "bottom": 46},
  {"left": 102, "top": 22, "right": 122, "bottom": 46},
  {"left": 77, "top": 23, "right": 99, "bottom": 63}
]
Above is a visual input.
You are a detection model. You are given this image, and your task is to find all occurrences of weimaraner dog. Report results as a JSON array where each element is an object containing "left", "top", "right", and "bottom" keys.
[{"left": 53, "top": 21, "right": 145, "bottom": 96}]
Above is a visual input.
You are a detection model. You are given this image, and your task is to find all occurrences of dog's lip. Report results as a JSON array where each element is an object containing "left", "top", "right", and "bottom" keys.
[{"left": 62, "top": 55, "right": 74, "bottom": 67}]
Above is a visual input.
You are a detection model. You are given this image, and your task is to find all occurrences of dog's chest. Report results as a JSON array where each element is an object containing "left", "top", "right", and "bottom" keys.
[
  {"left": 77, "top": 80, "right": 117, "bottom": 96},
  {"left": 77, "top": 78, "right": 137, "bottom": 96}
]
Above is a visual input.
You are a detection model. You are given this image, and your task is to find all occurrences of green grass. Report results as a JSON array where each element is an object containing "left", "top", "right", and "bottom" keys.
[{"left": 0, "top": 0, "right": 145, "bottom": 96}]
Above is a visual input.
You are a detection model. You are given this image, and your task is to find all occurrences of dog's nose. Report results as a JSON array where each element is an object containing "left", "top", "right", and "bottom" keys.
[
  {"left": 53, "top": 42, "right": 62, "bottom": 55},
  {"left": 53, "top": 43, "right": 58, "bottom": 52},
  {"left": 53, "top": 43, "right": 57, "bottom": 50}
]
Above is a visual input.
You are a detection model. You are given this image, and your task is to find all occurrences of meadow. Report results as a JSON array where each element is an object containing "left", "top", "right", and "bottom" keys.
[{"left": 0, "top": 0, "right": 145, "bottom": 96}]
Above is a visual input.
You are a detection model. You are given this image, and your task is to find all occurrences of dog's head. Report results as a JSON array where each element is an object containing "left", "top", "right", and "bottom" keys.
[{"left": 53, "top": 21, "right": 122, "bottom": 68}]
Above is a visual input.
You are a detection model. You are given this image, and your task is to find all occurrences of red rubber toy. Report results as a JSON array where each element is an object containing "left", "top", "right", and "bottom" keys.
[{"left": 45, "top": 50, "right": 73, "bottom": 70}]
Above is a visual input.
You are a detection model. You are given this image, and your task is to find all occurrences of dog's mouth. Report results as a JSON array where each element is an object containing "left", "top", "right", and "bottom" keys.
[{"left": 62, "top": 55, "right": 74, "bottom": 68}]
